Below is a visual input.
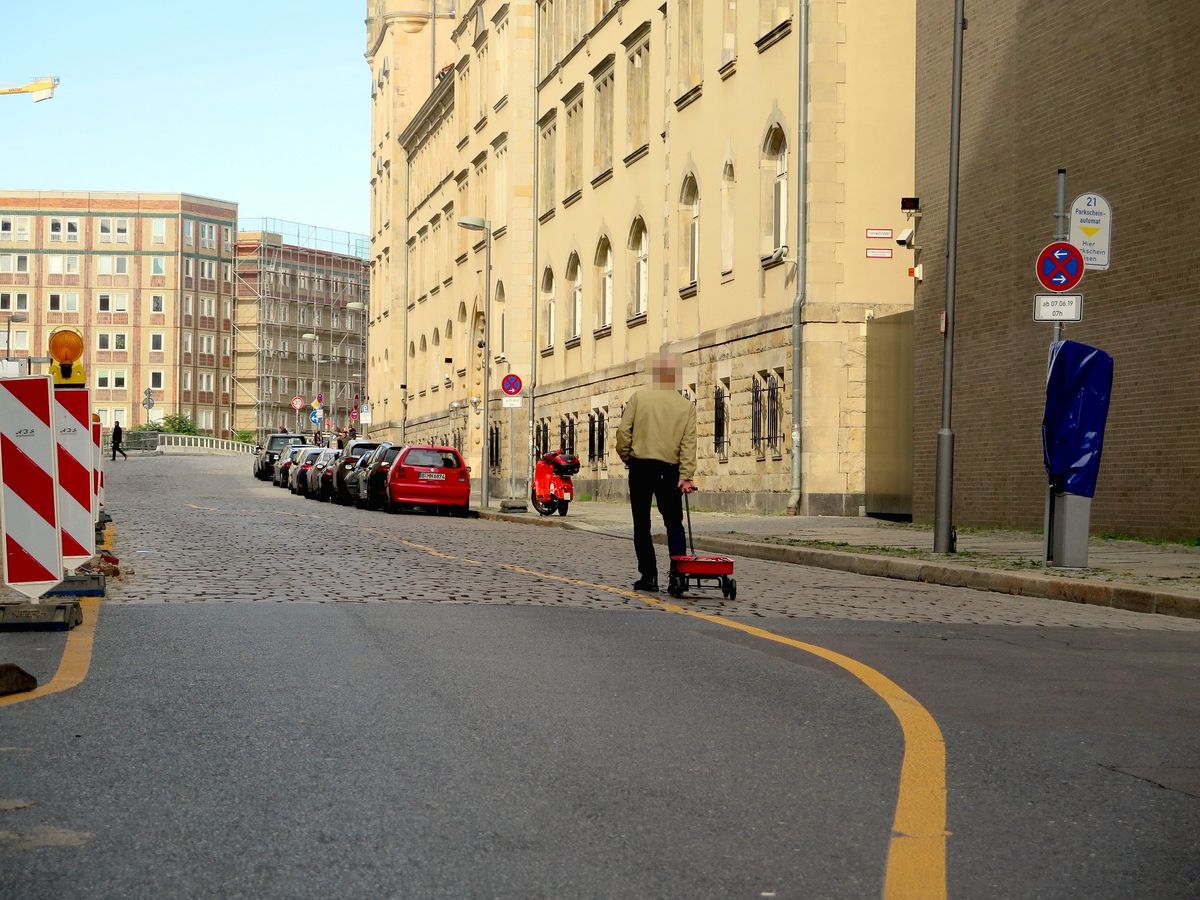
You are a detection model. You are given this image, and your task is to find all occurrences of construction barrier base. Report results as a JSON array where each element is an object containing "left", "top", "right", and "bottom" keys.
[
  {"left": 42, "top": 574, "right": 106, "bottom": 598},
  {"left": 0, "top": 601, "right": 84, "bottom": 630}
]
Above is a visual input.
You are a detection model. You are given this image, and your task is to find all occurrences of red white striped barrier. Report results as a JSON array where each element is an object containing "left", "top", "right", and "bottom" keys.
[
  {"left": 91, "top": 419, "right": 102, "bottom": 523},
  {"left": 0, "top": 375, "right": 64, "bottom": 601},
  {"left": 54, "top": 388, "right": 95, "bottom": 573}
]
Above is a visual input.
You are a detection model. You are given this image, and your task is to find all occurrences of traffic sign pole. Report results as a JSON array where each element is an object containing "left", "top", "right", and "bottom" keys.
[{"left": 1043, "top": 169, "right": 1067, "bottom": 565}]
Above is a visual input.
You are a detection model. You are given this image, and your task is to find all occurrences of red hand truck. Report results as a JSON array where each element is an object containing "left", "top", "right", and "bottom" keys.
[{"left": 667, "top": 491, "right": 737, "bottom": 600}]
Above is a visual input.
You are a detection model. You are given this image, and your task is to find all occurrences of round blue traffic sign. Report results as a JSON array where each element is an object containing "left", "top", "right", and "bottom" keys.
[
  {"left": 1036, "top": 241, "right": 1085, "bottom": 293},
  {"left": 501, "top": 374, "right": 523, "bottom": 396}
]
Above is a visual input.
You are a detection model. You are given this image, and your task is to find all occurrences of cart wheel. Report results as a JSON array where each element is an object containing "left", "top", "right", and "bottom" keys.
[{"left": 727, "top": 578, "right": 737, "bottom": 601}]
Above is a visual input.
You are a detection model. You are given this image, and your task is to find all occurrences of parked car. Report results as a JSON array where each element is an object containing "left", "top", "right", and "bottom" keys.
[
  {"left": 274, "top": 445, "right": 312, "bottom": 487},
  {"left": 289, "top": 448, "right": 324, "bottom": 494},
  {"left": 348, "top": 442, "right": 393, "bottom": 509},
  {"left": 332, "top": 441, "right": 381, "bottom": 505},
  {"left": 355, "top": 444, "right": 403, "bottom": 510},
  {"left": 305, "top": 448, "right": 341, "bottom": 501},
  {"left": 253, "top": 433, "right": 307, "bottom": 480},
  {"left": 384, "top": 445, "right": 470, "bottom": 517}
]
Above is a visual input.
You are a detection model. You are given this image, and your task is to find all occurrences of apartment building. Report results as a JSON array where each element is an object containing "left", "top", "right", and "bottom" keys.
[
  {"left": 367, "top": 0, "right": 917, "bottom": 513},
  {"left": 232, "top": 221, "right": 370, "bottom": 442},
  {"left": 0, "top": 191, "right": 238, "bottom": 434}
]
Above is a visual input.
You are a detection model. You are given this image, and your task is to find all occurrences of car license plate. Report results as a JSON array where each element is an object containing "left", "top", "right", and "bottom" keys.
[
  {"left": 561, "top": 491, "right": 571, "bottom": 500},
  {"left": 418, "top": 472, "right": 446, "bottom": 481}
]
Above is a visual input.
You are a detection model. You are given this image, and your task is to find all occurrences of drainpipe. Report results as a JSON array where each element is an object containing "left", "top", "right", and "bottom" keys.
[
  {"left": 787, "top": 0, "right": 810, "bottom": 516},
  {"left": 527, "top": 9, "right": 541, "bottom": 499},
  {"left": 402, "top": 154, "right": 411, "bottom": 442}
]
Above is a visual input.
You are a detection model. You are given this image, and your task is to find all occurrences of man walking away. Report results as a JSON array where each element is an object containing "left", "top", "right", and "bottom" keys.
[
  {"left": 111, "top": 421, "right": 128, "bottom": 461},
  {"left": 615, "top": 348, "right": 697, "bottom": 592}
]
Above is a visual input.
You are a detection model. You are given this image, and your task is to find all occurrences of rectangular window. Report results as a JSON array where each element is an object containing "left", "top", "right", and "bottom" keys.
[
  {"left": 0, "top": 292, "right": 30, "bottom": 311},
  {"left": 539, "top": 116, "right": 557, "bottom": 212},
  {"left": 0, "top": 216, "right": 32, "bottom": 241},
  {"left": 151, "top": 294, "right": 164, "bottom": 313},
  {"left": 114, "top": 333, "right": 126, "bottom": 350},
  {"left": 65, "top": 255, "right": 80, "bottom": 274},
  {"left": 184, "top": 220, "right": 194, "bottom": 245},
  {"left": 184, "top": 259, "right": 194, "bottom": 279},
  {"left": 152, "top": 218, "right": 167, "bottom": 244},
  {"left": 113, "top": 371, "right": 127, "bottom": 389},
  {"left": 627, "top": 39, "right": 650, "bottom": 151},
  {"left": 183, "top": 333, "right": 192, "bottom": 353},
  {"left": 594, "top": 68, "right": 614, "bottom": 173},
  {"left": 200, "top": 296, "right": 214, "bottom": 317},
  {"left": 223, "top": 263, "right": 232, "bottom": 283},
  {"left": 97, "top": 256, "right": 128, "bottom": 276},
  {"left": 150, "top": 371, "right": 164, "bottom": 390},
  {"left": 115, "top": 218, "right": 129, "bottom": 243},
  {"left": 182, "top": 371, "right": 192, "bottom": 391},
  {"left": 47, "top": 254, "right": 63, "bottom": 274},
  {"left": 152, "top": 257, "right": 166, "bottom": 276},
  {"left": 565, "top": 93, "right": 583, "bottom": 196},
  {"left": 151, "top": 333, "right": 164, "bottom": 352},
  {"left": 98, "top": 333, "right": 110, "bottom": 350},
  {"left": 98, "top": 293, "right": 112, "bottom": 312},
  {"left": 96, "top": 370, "right": 111, "bottom": 388},
  {"left": 200, "top": 260, "right": 215, "bottom": 280},
  {"left": 98, "top": 218, "right": 113, "bottom": 243},
  {"left": 48, "top": 217, "right": 80, "bottom": 243},
  {"left": 222, "top": 226, "right": 232, "bottom": 250},
  {"left": 200, "top": 223, "right": 216, "bottom": 249}
]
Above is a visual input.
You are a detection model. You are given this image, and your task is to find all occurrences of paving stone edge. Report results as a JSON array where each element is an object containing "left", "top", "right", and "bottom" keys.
[{"left": 476, "top": 509, "right": 1200, "bottom": 620}]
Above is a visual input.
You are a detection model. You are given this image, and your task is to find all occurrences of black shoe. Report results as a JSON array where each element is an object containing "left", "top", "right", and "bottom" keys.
[{"left": 632, "top": 578, "right": 659, "bottom": 593}]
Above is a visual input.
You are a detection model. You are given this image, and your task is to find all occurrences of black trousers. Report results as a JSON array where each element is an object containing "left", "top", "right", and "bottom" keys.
[
  {"left": 627, "top": 458, "right": 686, "bottom": 581},
  {"left": 112, "top": 444, "right": 126, "bottom": 460}
]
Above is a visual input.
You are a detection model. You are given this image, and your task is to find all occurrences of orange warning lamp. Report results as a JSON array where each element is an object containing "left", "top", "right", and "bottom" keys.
[{"left": 49, "top": 328, "right": 87, "bottom": 387}]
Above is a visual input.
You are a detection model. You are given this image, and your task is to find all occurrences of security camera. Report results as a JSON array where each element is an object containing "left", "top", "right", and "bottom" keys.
[
  {"left": 896, "top": 228, "right": 915, "bottom": 249},
  {"left": 399, "top": 383, "right": 407, "bottom": 390},
  {"left": 766, "top": 244, "right": 789, "bottom": 263}
]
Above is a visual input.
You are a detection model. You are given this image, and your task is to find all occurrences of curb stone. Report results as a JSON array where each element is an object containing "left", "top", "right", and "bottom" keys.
[{"left": 476, "top": 509, "right": 1200, "bottom": 620}]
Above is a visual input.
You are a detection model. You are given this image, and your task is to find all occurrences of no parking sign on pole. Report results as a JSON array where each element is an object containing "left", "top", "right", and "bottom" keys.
[{"left": 0, "top": 375, "right": 64, "bottom": 600}]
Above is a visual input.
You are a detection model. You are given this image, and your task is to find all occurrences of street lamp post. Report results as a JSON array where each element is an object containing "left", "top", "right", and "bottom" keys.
[
  {"left": 457, "top": 215, "right": 491, "bottom": 509},
  {"left": 3, "top": 313, "right": 29, "bottom": 373},
  {"left": 301, "top": 332, "right": 319, "bottom": 440}
]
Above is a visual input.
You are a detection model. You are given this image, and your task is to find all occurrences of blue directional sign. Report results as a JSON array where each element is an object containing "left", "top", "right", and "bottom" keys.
[{"left": 309, "top": 409, "right": 321, "bottom": 425}]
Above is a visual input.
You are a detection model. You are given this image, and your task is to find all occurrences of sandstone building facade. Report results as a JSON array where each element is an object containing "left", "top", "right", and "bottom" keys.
[{"left": 367, "top": 0, "right": 917, "bottom": 513}]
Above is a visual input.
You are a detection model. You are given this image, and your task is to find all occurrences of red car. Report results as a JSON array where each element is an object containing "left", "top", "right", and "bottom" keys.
[{"left": 384, "top": 445, "right": 470, "bottom": 516}]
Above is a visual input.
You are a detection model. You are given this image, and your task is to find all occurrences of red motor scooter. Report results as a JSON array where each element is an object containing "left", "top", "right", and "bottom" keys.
[{"left": 531, "top": 448, "right": 580, "bottom": 516}]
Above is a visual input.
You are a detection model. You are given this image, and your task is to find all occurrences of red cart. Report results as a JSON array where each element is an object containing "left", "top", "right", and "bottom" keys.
[{"left": 667, "top": 492, "right": 737, "bottom": 600}]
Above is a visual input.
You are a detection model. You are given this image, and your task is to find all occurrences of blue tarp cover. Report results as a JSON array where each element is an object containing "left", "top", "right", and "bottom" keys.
[{"left": 1041, "top": 340, "right": 1114, "bottom": 498}]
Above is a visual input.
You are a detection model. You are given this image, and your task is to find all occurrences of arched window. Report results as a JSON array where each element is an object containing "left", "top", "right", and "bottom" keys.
[
  {"left": 763, "top": 126, "right": 788, "bottom": 256},
  {"left": 594, "top": 237, "right": 613, "bottom": 328},
  {"left": 628, "top": 218, "right": 648, "bottom": 317},
  {"left": 680, "top": 175, "right": 700, "bottom": 287},
  {"left": 721, "top": 162, "right": 735, "bottom": 275},
  {"left": 566, "top": 253, "right": 582, "bottom": 338},
  {"left": 541, "top": 268, "right": 556, "bottom": 349}
]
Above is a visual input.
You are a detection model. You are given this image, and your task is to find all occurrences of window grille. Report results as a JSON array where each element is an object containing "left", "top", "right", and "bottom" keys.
[
  {"left": 566, "top": 415, "right": 576, "bottom": 456},
  {"left": 597, "top": 412, "right": 606, "bottom": 466},
  {"left": 765, "top": 373, "right": 782, "bottom": 454},
  {"left": 714, "top": 386, "right": 729, "bottom": 460},
  {"left": 559, "top": 417, "right": 568, "bottom": 452},
  {"left": 489, "top": 424, "right": 501, "bottom": 470},
  {"left": 751, "top": 376, "right": 764, "bottom": 455},
  {"left": 588, "top": 413, "right": 597, "bottom": 464}
]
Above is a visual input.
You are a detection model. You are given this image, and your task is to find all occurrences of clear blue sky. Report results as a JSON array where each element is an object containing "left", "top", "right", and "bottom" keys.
[{"left": 0, "top": 1, "right": 369, "bottom": 234}]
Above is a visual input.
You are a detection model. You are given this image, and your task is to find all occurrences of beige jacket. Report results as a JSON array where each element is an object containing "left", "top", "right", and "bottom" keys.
[{"left": 615, "top": 387, "right": 698, "bottom": 480}]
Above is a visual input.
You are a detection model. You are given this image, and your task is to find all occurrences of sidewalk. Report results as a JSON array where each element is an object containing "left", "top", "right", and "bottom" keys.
[{"left": 478, "top": 500, "right": 1200, "bottom": 619}]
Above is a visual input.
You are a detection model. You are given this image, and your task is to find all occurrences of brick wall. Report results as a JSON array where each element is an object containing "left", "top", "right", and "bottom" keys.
[{"left": 913, "top": 0, "right": 1200, "bottom": 538}]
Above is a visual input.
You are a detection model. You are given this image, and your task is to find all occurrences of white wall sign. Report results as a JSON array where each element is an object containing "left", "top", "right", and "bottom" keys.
[
  {"left": 1069, "top": 193, "right": 1112, "bottom": 271},
  {"left": 1034, "top": 293, "right": 1083, "bottom": 322}
]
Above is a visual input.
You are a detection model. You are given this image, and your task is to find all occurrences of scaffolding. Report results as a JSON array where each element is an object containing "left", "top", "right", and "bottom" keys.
[{"left": 232, "top": 218, "right": 370, "bottom": 443}]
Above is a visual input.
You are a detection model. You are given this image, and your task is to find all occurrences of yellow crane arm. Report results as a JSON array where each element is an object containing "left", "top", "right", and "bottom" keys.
[{"left": 0, "top": 76, "right": 60, "bottom": 101}]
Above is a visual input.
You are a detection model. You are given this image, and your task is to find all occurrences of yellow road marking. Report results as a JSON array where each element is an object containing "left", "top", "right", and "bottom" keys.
[
  {"left": 419, "top": 546, "right": 948, "bottom": 898},
  {"left": 0, "top": 598, "right": 100, "bottom": 709}
]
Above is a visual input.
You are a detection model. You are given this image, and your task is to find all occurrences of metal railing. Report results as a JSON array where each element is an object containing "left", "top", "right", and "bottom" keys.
[{"left": 102, "top": 432, "right": 256, "bottom": 456}]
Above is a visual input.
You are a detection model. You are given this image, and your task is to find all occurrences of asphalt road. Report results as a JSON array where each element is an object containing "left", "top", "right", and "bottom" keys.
[{"left": 2, "top": 454, "right": 1199, "bottom": 899}]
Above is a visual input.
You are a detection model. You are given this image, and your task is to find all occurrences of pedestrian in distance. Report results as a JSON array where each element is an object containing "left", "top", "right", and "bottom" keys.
[
  {"left": 111, "top": 421, "right": 128, "bottom": 461},
  {"left": 348, "top": 426, "right": 357, "bottom": 441},
  {"left": 615, "top": 347, "right": 697, "bottom": 592}
]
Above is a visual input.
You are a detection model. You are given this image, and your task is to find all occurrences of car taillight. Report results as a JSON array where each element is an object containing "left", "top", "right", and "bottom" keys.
[{"left": 457, "top": 471, "right": 467, "bottom": 483}]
